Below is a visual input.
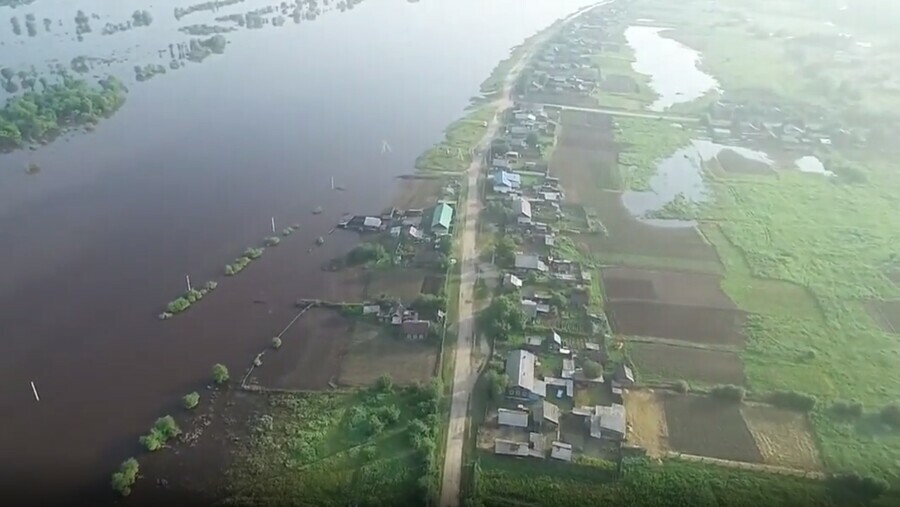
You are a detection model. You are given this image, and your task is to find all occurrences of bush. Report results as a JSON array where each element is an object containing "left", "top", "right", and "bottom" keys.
[
  {"left": 166, "top": 297, "right": 191, "bottom": 314},
  {"left": 360, "top": 445, "right": 377, "bottom": 462},
  {"left": 411, "top": 294, "right": 447, "bottom": 319},
  {"left": 831, "top": 399, "right": 863, "bottom": 419},
  {"left": 375, "top": 374, "right": 394, "bottom": 393},
  {"left": 582, "top": 360, "right": 603, "bottom": 379},
  {"left": 827, "top": 473, "right": 888, "bottom": 502},
  {"left": 110, "top": 458, "right": 139, "bottom": 496},
  {"left": 709, "top": 384, "right": 746, "bottom": 403},
  {"left": 182, "top": 392, "right": 200, "bottom": 409},
  {"left": 672, "top": 380, "right": 690, "bottom": 394},
  {"left": 378, "top": 405, "right": 402, "bottom": 425},
  {"left": 244, "top": 247, "right": 264, "bottom": 259},
  {"left": 367, "top": 414, "right": 385, "bottom": 435},
  {"left": 185, "top": 288, "right": 203, "bottom": 304},
  {"left": 154, "top": 415, "right": 181, "bottom": 439},
  {"left": 347, "top": 243, "right": 388, "bottom": 265},
  {"left": 282, "top": 227, "right": 294, "bottom": 237},
  {"left": 768, "top": 390, "right": 817, "bottom": 412},
  {"left": 212, "top": 363, "right": 229, "bottom": 384},
  {"left": 264, "top": 236, "right": 281, "bottom": 247},
  {"left": 139, "top": 430, "right": 165, "bottom": 451},
  {"left": 205, "top": 280, "right": 218, "bottom": 291},
  {"left": 880, "top": 404, "right": 900, "bottom": 428},
  {"left": 271, "top": 336, "right": 282, "bottom": 349}
]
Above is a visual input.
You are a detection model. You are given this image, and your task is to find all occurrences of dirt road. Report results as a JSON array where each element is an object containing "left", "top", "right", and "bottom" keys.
[{"left": 437, "top": 3, "right": 611, "bottom": 506}]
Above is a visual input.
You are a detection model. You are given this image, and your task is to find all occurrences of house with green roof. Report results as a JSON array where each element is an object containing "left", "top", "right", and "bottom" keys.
[{"left": 429, "top": 203, "right": 454, "bottom": 236}]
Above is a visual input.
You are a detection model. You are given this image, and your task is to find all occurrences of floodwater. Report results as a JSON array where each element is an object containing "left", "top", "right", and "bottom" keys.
[
  {"left": 622, "top": 139, "right": 773, "bottom": 227},
  {"left": 0, "top": 0, "right": 595, "bottom": 503},
  {"left": 624, "top": 25, "right": 719, "bottom": 111}
]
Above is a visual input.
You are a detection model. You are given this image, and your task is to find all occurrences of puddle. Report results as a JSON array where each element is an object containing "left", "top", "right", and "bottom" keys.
[
  {"left": 795, "top": 155, "right": 834, "bottom": 176},
  {"left": 625, "top": 26, "right": 720, "bottom": 111},
  {"left": 622, "top": 142, "right": 710, "bottom": 228}
]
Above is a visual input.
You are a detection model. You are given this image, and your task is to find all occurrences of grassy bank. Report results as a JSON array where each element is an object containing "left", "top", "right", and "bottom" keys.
[{"left": 416, "top": 106, "right": 494, "bottom": 173}]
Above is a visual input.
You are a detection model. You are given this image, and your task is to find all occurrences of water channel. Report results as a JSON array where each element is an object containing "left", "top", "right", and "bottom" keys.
[{"left": 0, "top": 0, "right": 594, "bottom": 502}]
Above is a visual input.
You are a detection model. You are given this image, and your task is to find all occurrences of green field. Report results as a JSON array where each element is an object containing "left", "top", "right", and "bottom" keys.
[{"left": 473, "top": 453, "right": 877, "bottom": 507}]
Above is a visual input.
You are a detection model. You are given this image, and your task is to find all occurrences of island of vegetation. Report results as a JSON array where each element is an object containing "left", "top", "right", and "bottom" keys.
[{"left": 0, "top": 74, "right": 126, "bottom": 149}]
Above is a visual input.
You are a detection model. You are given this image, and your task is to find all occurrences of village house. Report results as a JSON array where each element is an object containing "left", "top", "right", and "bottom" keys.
[
  {"left": 429, "top": 203, "right": 454, "bottom": 236},
  {"left": 610, "top": 363, "right": 635, "bottom": 395},
  {"left": 494, "top": 439, "right": 530, "bottom": 457},
  {"left": 515, "top": 254, "right": 548, "bottom": 273},
  {"left": 498, "top": 408, "right": 530, "bottom": 429},
  {"left": 402, "top": 320, "right": 431, "bottom": 340},
  {"left": 550, "top": 441, "right": 573, "bottom": 462},
  {"left": 363, "top": 216, "right": 383, "bottom": 231},
  {"left": 502, "top": 273, "right": 523, "bottom": 289},
  {"left": 522, "top": 299, "right": 551, "bottom": 319},
  {"left": 589, "top": 404, "right": 626, "bottom": 441},
  {"left": 534, "top": 400, "right": 560, "bottom": 430},
  {"left": 506, "top": 349, "right": 546, "bottom": 400}
]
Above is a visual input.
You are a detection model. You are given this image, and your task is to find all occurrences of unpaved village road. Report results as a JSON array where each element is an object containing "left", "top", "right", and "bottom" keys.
[
  {"left": 438, "top": 3, "right": 611, "bottom": 506},
  {"left": 533, "top": 102, "right": 699, "bottom": 123}
]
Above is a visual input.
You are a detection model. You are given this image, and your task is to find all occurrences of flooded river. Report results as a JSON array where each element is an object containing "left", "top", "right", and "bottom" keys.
[
  {"left": 0, "top": 0, "right": 594, "bottom": 503},
  {"left": 625, "top": 25, "right": 719, "bottom": 111}
]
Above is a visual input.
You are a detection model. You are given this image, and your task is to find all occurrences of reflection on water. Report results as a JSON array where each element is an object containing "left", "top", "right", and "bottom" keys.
[
  {"left": 625, "top": 25, "right": 719, "bottom": 111},
  {"left": 795, "top": 155, "right": 834, "bottom": 176}
]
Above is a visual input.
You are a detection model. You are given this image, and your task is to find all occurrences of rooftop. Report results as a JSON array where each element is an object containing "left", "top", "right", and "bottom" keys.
[
  {"left": 515, "top": 254, "right": 547, "bottom": 272},
  {"left": 506, "top": 349, "right": 537, "bottom": 393},
  {"left": 431, "top": 203, "right": 454, "bottom": 231}
]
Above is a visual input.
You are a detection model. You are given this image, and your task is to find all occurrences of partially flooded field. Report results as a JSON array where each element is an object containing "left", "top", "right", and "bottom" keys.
[{"left": 339, "top": 322, "right": 437, "bottom": 387}]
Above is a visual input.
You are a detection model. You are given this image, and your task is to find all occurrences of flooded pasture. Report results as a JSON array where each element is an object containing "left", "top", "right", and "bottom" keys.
[
  {"left": 0, "top": 0, "right": 596, "bottom": 503},
  {"left": 625, "top": 25, "right": 719, "bottom": 111}
]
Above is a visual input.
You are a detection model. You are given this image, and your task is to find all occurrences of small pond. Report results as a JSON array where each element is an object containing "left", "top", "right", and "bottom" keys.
[{"left": 625, "top": 26, "right": 720, "bottom": 111}]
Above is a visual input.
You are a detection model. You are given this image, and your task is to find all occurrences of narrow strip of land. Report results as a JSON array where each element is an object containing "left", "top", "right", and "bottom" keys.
[
  {"left": 438, "top": 3, "right": 611, "bottom": 506},
  {"left": 531, "top": 102, "right": 699, "bottom": 123}
]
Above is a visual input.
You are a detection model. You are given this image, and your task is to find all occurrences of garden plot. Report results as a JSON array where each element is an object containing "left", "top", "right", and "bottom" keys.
[
  {"left": 623, "top": 389, "right": 670, "bottom": 458},
  {"left": 741, "top": 403, "right": 823, "bottom": 471},
  {"left": 601, "top": 266, "right": 736, "bottom": 308},
  {"left": 607, "top": 301, "right": 746, "bottom": 347},
  {"left": 630, "top": 342, "right": 746, "bottom": 385},
  {"left": 365, "top": 268, "right": 428, "bottom": 303},
  {"left": 664, "top": 395, "right": 763, "bottom": 464}
]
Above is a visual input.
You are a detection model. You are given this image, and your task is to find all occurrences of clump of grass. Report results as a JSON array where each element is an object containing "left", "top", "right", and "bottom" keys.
[
  {"left": 282, "top": 227, "right": 294, "bottom": 237},
  {"left": 205, "top": 280, "right": 218, "bottom": 291},
  {"left": 110, "top": 457, "right": 139, "bottom": 496},
  {"left": 182, "top": 392, "right": 200, "bottom": 410},
  {"left": 264, "top": 236, "right": 281, "bottom": 247},
  {"left": 158, "top": 311, "right": 173, "bottom": 320},
  {"left": 253, "top": 353, "right": 263, "bottom": 367},
  {"left": 139, "top": 415, "right": 181, "bottom": 452},
  {"left": 831, "top": 399, "right": 863, "bottom": 419},
  {"left": 271, "top": 336, "right": 282, "bottom": 349}
]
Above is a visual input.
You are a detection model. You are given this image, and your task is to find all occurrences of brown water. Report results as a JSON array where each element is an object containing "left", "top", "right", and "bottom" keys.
[{"left": 0, "top": 0, "right": 595, "bottom": 503}]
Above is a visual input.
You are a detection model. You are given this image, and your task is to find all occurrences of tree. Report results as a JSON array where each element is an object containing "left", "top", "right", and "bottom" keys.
[
  {"left": 348, "top": 243, "right": 388, "bottom": 265},
  {"left": 212, "top": 363, "right": 229, "bottom": 384},
  {"left": 182, "top": 392, "right": 200, "bottom": 409},
  {"left": 0, "top": 67, "right": 13, "bottom": 81},
  {"left": 153, "top": 415, "right": 181, "bottom": 439},
  {"left": 582, "top": 360, "right": 602, "bottom": 379},
  {"left": 486, "top": 370, "right": 508, "bottom": 401},
  {"left": 480, "top": 295, "right": 525, "bottom": 341},
  {"left": 111, "top": 458, "right": 139, "bottom": 496},
  {"left": 827, "top": 473, "right": 888, "bottom": 503},
  {"left": 831, "top": 399, "right": 863, "bottom": 419},
  {"left": 549, "top": 291, "right": 568, "bottom": 310},
  {"left": 526, "top": 132, "right": 539, "bottom": 147},
  {"left": 493, "top": 236, "right": 517, "bottom": 267}
]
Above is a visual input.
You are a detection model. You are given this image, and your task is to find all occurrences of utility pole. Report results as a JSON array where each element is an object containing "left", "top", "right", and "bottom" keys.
[
  {"left": 185, "top": 274, "right": 192, "bottom": 292},
  {"left": 271, "top": 217, "right": 276, "bottom": 234}
]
